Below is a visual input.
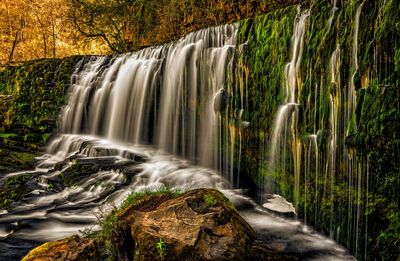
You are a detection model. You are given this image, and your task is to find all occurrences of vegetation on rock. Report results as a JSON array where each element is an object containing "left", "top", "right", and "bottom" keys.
[
  {"left": 233, "top": 0, "right": 400, "bottom": 259},
  {"left": 22, "top": 188, "right": 259, "bottom": 261},
  {"left": 0, "top": 57, "right": 81, "bottom": 173}
]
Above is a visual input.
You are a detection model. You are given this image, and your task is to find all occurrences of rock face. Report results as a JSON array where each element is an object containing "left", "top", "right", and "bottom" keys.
[
  {"left": 126, "top": 189, "right": 255, "bottom": 260},
  {"left": 22, "top": 189, "right": 256, "bottom": 261}
]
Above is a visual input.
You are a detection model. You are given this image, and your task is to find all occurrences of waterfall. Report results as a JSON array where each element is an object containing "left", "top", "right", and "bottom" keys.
[
  {"left": 347, "top": 1, "right": 365, "bottom": 135},
  {"left": 3, "top": 0, "right": 394, "bottom": 258},
  {"left": 252, "top": 1, "right": 374, "bottom": 258},
  {"left": 346, "top": 2, "right": 365, "bottom": 255},
  {"left": 57, "top": 24, "right": 238, "bottom": 181},
  {"left": 51, "top": 2, "right": 369, "bottom": 258},
  {"left": 269, "top": 7, "right": 309, "bottom": 208},
  {"left": 327, "top": 44, "right": 341, "bottom": 235}
]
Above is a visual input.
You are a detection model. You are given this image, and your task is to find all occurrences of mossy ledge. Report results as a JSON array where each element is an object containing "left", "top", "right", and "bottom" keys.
[{"left": 0, "top": 57, "right": 83, "bottom": 173}]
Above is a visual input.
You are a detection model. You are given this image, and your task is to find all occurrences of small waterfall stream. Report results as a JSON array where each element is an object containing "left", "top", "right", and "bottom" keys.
[{"left": 269, "top": 8, "right": 310, "bottom": 209}]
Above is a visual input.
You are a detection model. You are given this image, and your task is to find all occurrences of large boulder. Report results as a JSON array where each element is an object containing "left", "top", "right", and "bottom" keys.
[
  {"left": 22, "top": 189, "right": 256, "bottom": 261},
  {"left": 126, "top": 189, "right": 255, "bottom": 260}
]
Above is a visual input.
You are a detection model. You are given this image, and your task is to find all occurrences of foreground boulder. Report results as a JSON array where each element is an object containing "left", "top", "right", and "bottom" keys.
[
  {"left": 21, "top": 235, "right": 101, "bottom": 261},
  {"left": 22, "top": 188, "right": 256, "bottom": 260}
]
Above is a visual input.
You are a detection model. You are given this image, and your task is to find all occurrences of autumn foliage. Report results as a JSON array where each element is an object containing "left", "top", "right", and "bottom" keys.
[
  {"left": 0, "top": 0, "right": 107, "bottom": 64},
  {"left": 0, "top": 0, "right": 302, "bottom": 64}
]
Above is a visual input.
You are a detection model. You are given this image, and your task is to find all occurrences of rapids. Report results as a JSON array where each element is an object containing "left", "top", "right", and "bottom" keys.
[{"left": 0, "top": 135, "right": 353, "bottom": 260}]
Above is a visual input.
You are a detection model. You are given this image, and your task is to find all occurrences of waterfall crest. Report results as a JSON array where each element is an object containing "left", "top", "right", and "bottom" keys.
[{"left": 58, "top": 24, "right": 238, "bottom": 176}]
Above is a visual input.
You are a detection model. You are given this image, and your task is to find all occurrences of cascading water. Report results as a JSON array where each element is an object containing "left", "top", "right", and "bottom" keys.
[
  {"left": 60, "top": 25, "right": 237, "bottom": 177},
  {"left": 326, "top": 44, "right": 341, "bottom": 236},
  {"left": 256, "top": 1, "right": 377, "bottom": 259},
  {"left": 0, "top": 17, "right": 356, "bottom": 260},
  {"left": 269, "top": 7, "right": 309, "bottom": 208}
]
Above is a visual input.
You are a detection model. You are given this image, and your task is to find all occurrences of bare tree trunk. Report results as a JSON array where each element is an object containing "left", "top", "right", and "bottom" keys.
[
  {"left": 33, "top": 13, "right": 47, "bottom": 58},
  {"left": 8, "top": 20, "right": 24, "bottom": 63},
  {"left": 52, "top": 21, "right": 56, "bottom": 58},
  {"left": 8, "top": 31, "right": 19, "bottom": 63},
  {"left": 43, "top": 34, "right": 47, "bottom": 58}
]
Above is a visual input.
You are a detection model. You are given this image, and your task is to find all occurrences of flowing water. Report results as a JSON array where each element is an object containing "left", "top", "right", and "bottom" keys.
[
  {"left": 60, "top": 24, "right": 237, "bottom": 175},
  {"left": 0, "top": 7, "right": 359, "bottom": 260},
  {"left": 0, "top": 134, "right": 353, "bottom": 260},
  {"left": 269, "top": 7, "right": 310, "bottom": 209}
]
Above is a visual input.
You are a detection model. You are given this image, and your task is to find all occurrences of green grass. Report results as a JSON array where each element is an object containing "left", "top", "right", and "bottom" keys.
[
  {"left": 91, "top": 187, "right": 183, "bottom": 241},
  {"left": 156, "top": 238, "right": 167, "bottom": 258},
  {"left": 119, "top": 187, "right": 182, "bottom": 211},
  {"left": 203, "top": 194, "right": 217, "bottom": 207}
]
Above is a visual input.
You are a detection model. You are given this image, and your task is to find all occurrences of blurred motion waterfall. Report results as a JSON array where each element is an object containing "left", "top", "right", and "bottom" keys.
[{"left": 1, "top": 0, "right": 399, "bottom": 260}]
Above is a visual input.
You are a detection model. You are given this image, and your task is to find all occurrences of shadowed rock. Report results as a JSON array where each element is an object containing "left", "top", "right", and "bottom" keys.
[
  {"left": 22, "top": 189, "right": 257, "bottom": 261},
  {"left": 213, "top": 88, "right": 228, "bottom": 114}
]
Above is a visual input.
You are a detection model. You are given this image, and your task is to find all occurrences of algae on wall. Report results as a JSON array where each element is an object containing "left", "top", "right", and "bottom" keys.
[
  {"left": 0, "top": 57, "right": 82, "bottom": 173},
  {"left": 235, "top": 0, "right": 400, "bottom": 259},
  {"left": 234, "top": 5, "right": 298, "bottom": 194}
]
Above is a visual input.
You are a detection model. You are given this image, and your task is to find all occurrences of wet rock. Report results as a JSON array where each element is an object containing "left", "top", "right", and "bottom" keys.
[
  {"left": 262, "top": 194, "right": 296, "bottom": 218},
  {"left": 23, "top": 133, "right": 41, "bottom": 143},
  {"left": 0, "top": 172, "right": 41, "bottom": 210},
  {"left": 329, "top": 82, "right": 337, "bottom": 95},
  {"left": 213, "top": 88, "right": 228, "bottom": 114},
  {"left": 232, "top": 109, "right": 250, "bottom": 129},
  {"left": 23, "top": 189, "right": 257, "bottom": 260},
  {"left": 59, "top": 157, "right": 123, "bottom": 186},
  {"left": 250, "top": 240, "right": 299, "bottom": 260},
  {"left": 345, "top": 133, "right": 365, "bottom": 149},
  {"left": 128, "top": 189, "right": 255, "bottom": 260},
  {"left": 21, "top": 235, "right": 102, "bottom": 261}
]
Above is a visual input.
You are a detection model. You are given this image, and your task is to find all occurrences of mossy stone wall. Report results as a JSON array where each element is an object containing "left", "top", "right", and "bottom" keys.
[
  {"left": 0, "top": 57, "right": 82, "bottom": 173},
  {"left": 235, "top": 0, "right": 399, "bottom": 259}
]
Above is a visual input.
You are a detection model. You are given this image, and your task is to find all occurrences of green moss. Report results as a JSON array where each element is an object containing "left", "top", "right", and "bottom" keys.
[
  {"left": 235, "top": 0, "right": 400, "bottom": 259},
  {"left": 0, "top": 57, "right": 82, "bottom": 173},
  {"left": 0, "top": 173, "right": 35, "bottom": 210},
  {"left": 0, "top": 133, "right": 17, "bottom": 138},
  {"left": 119, "top": 187, "right": 182, "bottom": 211},
  {"left": 0, "top": 57, "right": 81, "bottom": 138},
  {"left": 203, "top": 194, "right": 217, "bottom": 207}
]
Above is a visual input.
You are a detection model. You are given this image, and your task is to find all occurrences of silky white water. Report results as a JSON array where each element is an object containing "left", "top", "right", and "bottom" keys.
[{"left": 0, "top": 20, "right": 355, "bottom": 260}]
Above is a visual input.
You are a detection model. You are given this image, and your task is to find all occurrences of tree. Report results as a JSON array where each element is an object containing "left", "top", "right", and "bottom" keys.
[
  {"left": 70, "top": 0, "right": 134, "bottom": 52},
  {"left": 0, "top": 0, "right": 107, "bottom": 64},
  {"left": 8, "top": 17, "right": 25, "bottom": 63}
]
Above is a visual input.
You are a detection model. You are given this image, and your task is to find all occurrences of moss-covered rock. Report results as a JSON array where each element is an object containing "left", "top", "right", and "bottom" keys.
[
  {"left": 22, "top": 189, "right": 260, "bottom": 261},
  {"left": 21, "top": 235, "right": 103, "bottom": 261},
  {"left": 0, "top": 57, "right": 82, "bottom": 173},
  {"left": 0, "top": 172, "right": 40, "bottom": 210}
]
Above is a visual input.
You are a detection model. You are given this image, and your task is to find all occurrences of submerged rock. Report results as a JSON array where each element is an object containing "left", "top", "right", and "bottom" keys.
[
  {"left": 262, "top": 194, "right": 296, "bottom": 218},
  {"left": 22, "top": 189, "right": 257, "bottom": 260}
]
